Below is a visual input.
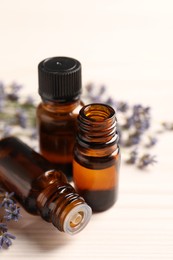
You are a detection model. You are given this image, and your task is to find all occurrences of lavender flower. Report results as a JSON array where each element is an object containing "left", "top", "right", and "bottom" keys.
[
  {"left": 0, "top": 192, "right": 14, "bottom": 208},
  {"left": 98, "top": 85, "right": 106, "bottom": 96},
  {"left": 122, "top": 116, "right": 134, "bottom": 129},
  {"left": 106, "top": 97, "right": 116, "bottom": 107},
  {"left": 0, "top": 232, "right": 16, "bottom": 249},
  {"left": 138, "top": 154, "right": 157, "bottom": 169},
  {"left": 0, "top": 190, "right": 21, "bottom": 249},
  {"left": 4, "top": 204, "right": 21, "bottom": 222},
  {"left": 126, "top": 150, "right": 138, "bottom": 164},
  {"left": 0, "top": 223, "right": 8, "bottom": 233},
  {"left": 15, "top": 109, "right": 27, "bottom": 128},
  {"left": 145, "top": 136, "right": 158, "bottom": 148},
  {"left": 7, "top": 82, "right": 22, "bottom": 101},
  {"left": 116, "top": 101, "right": 129, "bottom": 112},
  {"left": 85, "top": 83, "right": 105, "bottom": 103},
  {"left": 85, "top": 83, "right": 94, "bottom": 93},
  {"left": 131, "top": 105, "right": 151, "bottom": 133},
  {"left": 138, "top": 118, "right": 150, "bottom": 133},
  {"left": 124, "top": 132, "right": 141, "bottom": 147}
]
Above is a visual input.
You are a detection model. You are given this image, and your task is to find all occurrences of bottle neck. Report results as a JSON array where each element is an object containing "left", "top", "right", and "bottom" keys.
[
  {"left": 36, "top": 179, "right": 91, "bottom": 235},
  {"left": 41, "top": 96, "right": 81, "bottom": 113},
  {"left": 77, "top": 104, "right": 119, "bottom": 152}
]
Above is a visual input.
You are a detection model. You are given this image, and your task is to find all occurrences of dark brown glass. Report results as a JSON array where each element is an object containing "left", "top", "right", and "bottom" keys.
[
  {"left": 73, "top": 104, "right": 120, "bottom": 212},
  {"left": 37, "top": 99, "right": 84, "bottom": 181},
  {"left": 0, "top": 137, "right": 91, "bottom": 235}
]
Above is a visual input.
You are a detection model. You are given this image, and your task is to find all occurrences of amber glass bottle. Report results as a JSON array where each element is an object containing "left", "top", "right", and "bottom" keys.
[
  {"left": 73, "top": 104, "right": 120, "bottom": 212},
  {"left": 0, "top": 137, "right": 92, "bottom": 235},
  {"left": 37, "top": 57, "right": 83, "bottom": 180}
]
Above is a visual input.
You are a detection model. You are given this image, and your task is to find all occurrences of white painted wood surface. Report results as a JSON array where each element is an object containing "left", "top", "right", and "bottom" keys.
[{"left": 0, "top": 1, "right": 173, "bottom": 259}]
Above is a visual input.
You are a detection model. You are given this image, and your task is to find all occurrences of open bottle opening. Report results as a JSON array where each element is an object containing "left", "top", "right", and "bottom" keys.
[{"left": 63, "top": 204, "right": 92, "bottom": 235}]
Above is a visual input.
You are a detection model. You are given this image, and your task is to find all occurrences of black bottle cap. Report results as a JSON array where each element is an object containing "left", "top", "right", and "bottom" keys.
[{"left": 38, "top": 57, "right": 82, "bottom": 101}]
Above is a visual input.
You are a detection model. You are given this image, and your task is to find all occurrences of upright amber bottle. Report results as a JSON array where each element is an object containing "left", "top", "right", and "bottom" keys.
[
  {"left": 0, "top": 137, "right": 91, "bottom": 235},
  {"left": 73, "top": 104, "right": 120, "bottom": 212},
  {"left": 37, "top": 57, "right": 83, "bottom": 180}
]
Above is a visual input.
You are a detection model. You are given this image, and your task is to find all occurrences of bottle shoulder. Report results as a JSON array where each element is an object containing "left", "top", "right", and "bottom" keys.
[
  {"left": 74, "top": 147, "right": 120, "bottom": 170},
  {"left": 37, "top": 100, "right": 84, "bottom": 116},
  {"left": 74, "top": 143, "right": 120, "bottom": 162}
]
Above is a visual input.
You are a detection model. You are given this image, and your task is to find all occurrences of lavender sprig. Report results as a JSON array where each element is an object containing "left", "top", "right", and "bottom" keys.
[
  {"left": 0, "top": 232, "right": 16, "bottom": 249},
  {"left": 0, "top": 189, "right": 21, "bottom": 249}
]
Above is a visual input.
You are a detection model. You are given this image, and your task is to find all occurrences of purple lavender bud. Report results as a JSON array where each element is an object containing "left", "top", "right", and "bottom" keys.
[
  {"left": 144, "top": 106, "right": 150, "bottom": 114},
  {"left": 15, "top": 109, "right": 27, "bottom": 128},
  {"left": 145, "top": 136, "right": 158, "bottom": 148},
  {"left": 106, "top": 97, "right": 116, "bottom": 107},
  {"left": 123, "top": 116, "right": 134, "bottom": 129},
  {"left": 126, "top": 150, "right": 138, "bottom": 164},
  {"left": 4, "top": 204, "right": 21, "bottom": 222},
  {"left": 138, "top": 154, "right": 157, "bottom": 169},
  {"left": 117, "top": 101, "right": 129, "bottom": 112},
  {"left": 133, "top": 104, "right": 143, "bottom": 115},
  {"left": 98, "top": 85, "right": 106, "bottom": 96},
  {"left": 0, "top": 232, "right": 16, "bottom": 249},
  {"left": 7, "top": 82, "right": 22, "bottom": 101},
  {"left": 85, "top": 83, "right": 94, "bottom": 93},
  {"left": 135, "top": 118, "right": 150, "bottom": 133},
  {"left": 0, "top": 192, "right": 14, "bottom": 208},
  {"left": 90, "top": 96, "right": 102, "bottom": 103},
  {"left": 124, "top": 132, "right": 141, "bottom": 147},
  {"left": 0, "top": 223, "right": 8, "bottom": 233},
  {"left": 10, "top": 82, "right": 22, "bottom": 93}
]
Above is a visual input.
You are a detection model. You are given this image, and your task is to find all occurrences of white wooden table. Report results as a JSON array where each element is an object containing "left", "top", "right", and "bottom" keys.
[{"left": 0, "top": 1, "right": 173, "bottom": 259}]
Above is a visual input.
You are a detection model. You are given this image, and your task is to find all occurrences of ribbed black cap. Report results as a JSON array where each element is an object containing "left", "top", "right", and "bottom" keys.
[{"left": 38, "top": 57, "right": 82, "bottom": 101}]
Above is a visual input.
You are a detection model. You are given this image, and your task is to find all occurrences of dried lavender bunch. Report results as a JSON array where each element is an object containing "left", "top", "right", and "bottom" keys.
[
  {"left": 0, "top": 188, "right": 21, "bottom": 249},
  {"left": 84, "top": 83, "right": 159, "bottom": 169}
]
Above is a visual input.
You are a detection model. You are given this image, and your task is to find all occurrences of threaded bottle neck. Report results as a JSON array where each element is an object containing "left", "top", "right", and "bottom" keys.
[
  {"left": 37, "top": 182, "right": 91, "bottom": 235},
  {"left": 77, "top": 104, "right": 118, "bottom": 148}
]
